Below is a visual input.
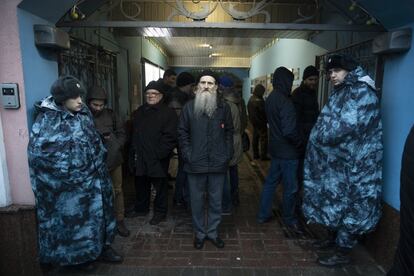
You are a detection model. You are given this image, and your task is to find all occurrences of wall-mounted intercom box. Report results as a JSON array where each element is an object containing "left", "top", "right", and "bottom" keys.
[{"left": 1, "top": 83, "right": 20, "bottom": 109}]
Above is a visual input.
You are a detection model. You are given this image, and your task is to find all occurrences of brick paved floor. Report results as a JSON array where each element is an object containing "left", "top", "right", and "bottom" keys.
[{"left": 46, "top": 154, "right": 386, "bottom": 276}]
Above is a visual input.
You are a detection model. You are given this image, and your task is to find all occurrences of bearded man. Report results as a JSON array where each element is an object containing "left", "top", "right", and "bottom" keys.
[{"left": 178, "top": 70, "right": 234, "bottom": 250}]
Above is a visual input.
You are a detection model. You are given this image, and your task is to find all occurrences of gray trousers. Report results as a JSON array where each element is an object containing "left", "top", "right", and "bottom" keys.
[{"left": 187, "top": 173, "right": 225, "bottom": 240}]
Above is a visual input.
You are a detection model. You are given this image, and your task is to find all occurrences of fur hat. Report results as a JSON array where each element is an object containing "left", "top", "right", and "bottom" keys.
[
  {"left": 302, "top": 65, "right": 319, "bottom": 80},
  {"left": 325, "top": 54, "right": 358, "bottom": 72},
  {"left": 51, "top": 75, "right": 85, "bottom": 104},
  {"left": 176, "top": 72, "right": 195, "bottom": 87},
  {"left": 144, "top": 80, "right": 165, "bottom": 94},
  {"left": 196, "top": 69, "right": 218, "bottom": 84}
]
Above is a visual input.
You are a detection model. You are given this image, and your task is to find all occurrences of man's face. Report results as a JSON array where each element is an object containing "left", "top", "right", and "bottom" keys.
[
  {"left": 303, "top": 76, "right": 319, "bottom": 91},
  {"left": 328, "top": 68, "right": 348, "bottom": 86},
  {"left": 165, "top": 75, "right": 176, "bottom": 87},
  {"left": 180, "top": 83, "right": 195, "bottom": 94},
  {"left": 197, "top": 76, "right": 217, "bottom": 94},
  {"left": 64, "top": 96, "right": 83, "bottom": 113},
  {"left": 89, "top": 99, "right": 105, "bottom": 115},
  {"left": 145, "top": 89, "right": 163, "bottom": 105}
]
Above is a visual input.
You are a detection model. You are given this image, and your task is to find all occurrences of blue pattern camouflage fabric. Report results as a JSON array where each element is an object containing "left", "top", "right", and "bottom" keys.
[
  {"left": 303, "top": 67, "right": 383, "bottom": 236},
  {"left": 28, "top": 96, "right": 116, "bottom": 265}
]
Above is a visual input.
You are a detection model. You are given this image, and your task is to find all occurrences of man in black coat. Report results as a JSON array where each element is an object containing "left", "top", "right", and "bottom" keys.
[
  {"left": 128, "top": 81, "right": 178, "bottom": 225},
  {"left": 388, "top": 125, "right": 414, "bottom": 275},
  {"left": 178, "top": 70, "right": 234, "bottom": 250},
  {"left": 291, "top": 65, "right": 320, "bottom": 213},
  {"left": 247, "top": 84, "right": 268, "bottom": 160},
  {"left": 257, "top": 67, "right": 304, "bottom": 235}
]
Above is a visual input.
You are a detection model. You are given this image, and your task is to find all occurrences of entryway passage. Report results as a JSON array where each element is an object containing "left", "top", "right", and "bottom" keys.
[{"left": 49, "top": 155, "right": 386, "bottom": 276}]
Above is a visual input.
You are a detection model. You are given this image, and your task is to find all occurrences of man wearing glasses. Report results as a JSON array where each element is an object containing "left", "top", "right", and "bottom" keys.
[{"left": 128, "top": 81, "right": 178, "bottom": 225}]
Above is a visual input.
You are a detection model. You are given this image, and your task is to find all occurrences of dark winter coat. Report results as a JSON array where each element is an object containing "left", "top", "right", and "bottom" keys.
[
  {"left": 248, "top": 93, "right": 267, "bottom": 130},
  {"left": 302, "top": 67, "right": 383, "bottom": 235},
  {"left": 291, "top": 83, "right": 319, "bottom": 153},
  {"left": 388, "top": 125, "right": 414, "bottom": 276},
  {"left": 178, "top": 98, "right": 234, "bottom": 173},
  {"left": 92, "top": 109, "right": 126, "bottom": 171},
  {"left": 129, "top": 102, "right": 178, "bottom": 177},
  {"left": 266, "top": 69, "right": 303, "bottom": 160},
  {"left": 223, "top": 92, "right": 243, "bottom": 166},
  {"left": 27, "top": 96, "right": 115, "bottom": 265}
]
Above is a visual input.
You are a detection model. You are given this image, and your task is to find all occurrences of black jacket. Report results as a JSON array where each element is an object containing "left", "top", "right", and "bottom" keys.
[
  {"left": 247, "top": 94, "right": 267, "bottom": 130},
  {"left": 178, "top": 98, "right": 234, "bottom": 173},
  {"left": 129, "top": 102, "right": 178, "bottom": 177},
  {"left": 266, "top": 68, "right": 303, "bottom": 159},
  {"left": 388, "top": 125, "right": 414, "bottom": 276},
  {"left": 291, "top": 83, "right": 319, "bottom": 152}
]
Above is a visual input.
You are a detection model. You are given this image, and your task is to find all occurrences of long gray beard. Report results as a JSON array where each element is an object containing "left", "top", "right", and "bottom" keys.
[{"left": 194, "top": 91, "right": 217, "bottom": 118}]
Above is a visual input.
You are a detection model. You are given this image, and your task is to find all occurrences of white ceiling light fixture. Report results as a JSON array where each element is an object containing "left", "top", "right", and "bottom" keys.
[{"left": 142, "top": 27, "right": 172, "bottom": 37}]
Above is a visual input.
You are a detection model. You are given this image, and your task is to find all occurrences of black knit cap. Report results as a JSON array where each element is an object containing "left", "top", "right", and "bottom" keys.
[
  {"left": 176, "top": 72, "right": 195, "bottom": 87},
  {"left": 144, "top": 80, "right": 166, "bottom": 94},
  {"left": 325, "top": 54, "right": 358, "bottom": 72},
  {"left": 302, "top": 65, "right": 319, "bottom": 80},
  {"left": 50, "top": 75, "right": 86, "bottom": 104},
  {"left": 196, "top": 69, "right": 218, "bottom": 84}
]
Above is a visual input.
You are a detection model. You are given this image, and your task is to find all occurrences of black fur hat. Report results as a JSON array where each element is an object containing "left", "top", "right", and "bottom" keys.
[
  {"left": 325, "top": 54, "right": 358, "bottom": 72},
  {"left": 196, "top": 69, "right": 218, "bottom": 84},
  {"left": 144, "top": 80, "right": 166, "bottom": 94},
  {"left": 51, "top": 76, "right": 85, "bottom": 104}
]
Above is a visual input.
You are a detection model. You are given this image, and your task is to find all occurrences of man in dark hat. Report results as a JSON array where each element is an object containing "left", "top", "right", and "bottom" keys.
[
  {"left": 156, "top": 68, "right": 177, "bottom": 103},
  {"left": 87, "top": 86, "right": 129, "bottom": 237},
  {"left": 128, "top": 81, "right": 178, "bottom": 225},
  {"left": 291, "top": 65, "right": 320, "bottom": 214},
  {"left": 303, "top": 54, "right": 382, "bottom": 266},
  {"left": 178, "top": 70, "right": 234, "bottom": 249},
  {"left": 167, "top": 71, "right": 196, "bottom": 209},
  {"left": 256, "top": 67, "right": 305, "bottom": 236}
]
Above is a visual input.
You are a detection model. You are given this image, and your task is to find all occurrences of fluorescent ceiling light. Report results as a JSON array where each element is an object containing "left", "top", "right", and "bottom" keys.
[{"left": 142, "top": 27, "right": 171, "bottom": 37}]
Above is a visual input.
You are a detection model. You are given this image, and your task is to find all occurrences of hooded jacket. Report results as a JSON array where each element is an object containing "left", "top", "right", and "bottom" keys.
[
  {"left": 88, "top": 87, "right": 126, "bottom": 171},
  {"left": 303, "top": 67, "right": 383, "bottom": 235},
  {"left": 27, "top": 96, "right": 115, "bottom": 265},
  {"left": 265, "top": 67, "right": 303, "bottom": 159}
]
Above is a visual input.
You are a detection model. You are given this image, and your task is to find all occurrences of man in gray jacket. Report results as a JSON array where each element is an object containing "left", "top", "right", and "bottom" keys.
[
  {"left": 178, "top": 70, "right": 234, "bottom": 250},
  {"left": 88, "top": 86, "right": 129, "bottom": 237}
]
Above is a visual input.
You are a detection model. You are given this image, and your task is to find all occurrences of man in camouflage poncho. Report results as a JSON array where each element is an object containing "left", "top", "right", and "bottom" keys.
[
  {"left": 28, "top": 76, "right": 122, "bottom": 270},
  {"left": 303, "top": 55, "right": 383, "bottom": 266}
]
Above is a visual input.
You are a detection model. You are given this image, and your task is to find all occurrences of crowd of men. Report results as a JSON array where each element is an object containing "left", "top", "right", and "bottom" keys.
[{"left": 28, "top": 54, "right": 392, "bottom": 271}]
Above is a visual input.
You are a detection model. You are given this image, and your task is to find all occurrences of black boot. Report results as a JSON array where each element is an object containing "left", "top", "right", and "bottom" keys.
[
  {"left": 317, "top": 247, "right": 351, "bottom": 266},
  {"left": 312, "top": 230, "right": 336, "bottom": 250},
  {"left": 99, "top": 246, "right": 123, "bottom": 263},
  {"left": 117, "top": 220, "right": 130, "bottom": 237}
]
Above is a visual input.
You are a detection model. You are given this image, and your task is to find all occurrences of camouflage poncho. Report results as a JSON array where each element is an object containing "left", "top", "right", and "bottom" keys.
[
  {"left": 303, "top": 67, "right": 383, "bottom": 235},
  {"left": 28, "top": 96, "right": 116, "bottom": 265}
]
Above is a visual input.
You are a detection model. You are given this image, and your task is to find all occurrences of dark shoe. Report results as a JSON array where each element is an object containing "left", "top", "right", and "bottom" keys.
[
  {"left": 117, "top": 220, "right": 130, "bottom": 237},
  {"left": 286, "top": 223, "right": 305, "bottom": 235},
  {"left": 317, "top": 250, "right": 351, "bottom": 266},
  {"left": 312, "top": 239, "right": 336, "bottom": 250},
  {"left": 99, "top": 246, "right": 123, "bottom": 263},
  {"left": 260, "top": 156, "right": 270, "bottom": 161},
  {"left": 173, "top": 199, "right": 184, "bottom": 208},
  {"left": 125, "top": 210, "right": 149, "bottom": 218},
  {"left": 194, "top": 237, "right": 205, "bottom": 249},
  {"left": 149, "top": 213, "right": 166, "bottom": 225},
  {"left": 207, "top": 236, "right": 225, "bottom": 248},
  {"left": 257, "top": 216, "right": 275, "bottom": 224}
]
